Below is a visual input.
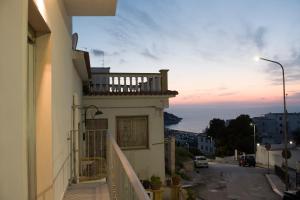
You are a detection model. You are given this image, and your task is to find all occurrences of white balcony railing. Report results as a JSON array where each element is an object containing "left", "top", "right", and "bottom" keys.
[
  {"left": 87, "top": 70, "right": 169, "bottom": 94},
  {"left": 106, "top": 134, "right": 151, "bottom": 200}
]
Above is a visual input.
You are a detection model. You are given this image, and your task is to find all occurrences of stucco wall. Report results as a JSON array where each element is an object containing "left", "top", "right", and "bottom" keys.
[
  {"left": 34, "top": 1, "right": 83, "bottom": 200},
  {"left": 35, "top": 34, "right": 54, "bottom": 200},
  {"left": 0, "top": 0, "right": 83, "bottom": 199},
  {"left": 0, "top": 1, "right": 28, "bottom": 199},
  {"left": 256, "top": 146, "right": 300, "bottom": 170},
  {"left": 83, "top": 96, "right": 169, "bottom": 181}
]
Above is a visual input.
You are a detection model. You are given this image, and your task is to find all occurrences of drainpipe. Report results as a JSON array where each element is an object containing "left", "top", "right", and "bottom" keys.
[
  {"left": 72, "top": 96, "right": 80, "bottom": 184},
  {"left": 68, "top": 96, "right": 76, "bottom": 185}
]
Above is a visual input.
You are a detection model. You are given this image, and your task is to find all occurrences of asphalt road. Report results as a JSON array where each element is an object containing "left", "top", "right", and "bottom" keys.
[{"left": 187, "top": 162, "right": 281, "bottom": 200}]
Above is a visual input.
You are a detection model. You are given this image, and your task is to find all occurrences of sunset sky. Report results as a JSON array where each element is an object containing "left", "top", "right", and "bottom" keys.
[{"left": 73, "top": 0, "right": 300, "bottom": 109}]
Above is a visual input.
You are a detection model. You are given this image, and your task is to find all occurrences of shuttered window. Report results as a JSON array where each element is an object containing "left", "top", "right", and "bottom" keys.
[{"left": 117, "top": 116, "right": 148, "bottom": 150}]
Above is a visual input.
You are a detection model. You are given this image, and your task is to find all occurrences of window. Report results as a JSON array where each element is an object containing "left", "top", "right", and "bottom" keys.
[
  {"left": 117, "top": 116, "right": 148, "bottom": 150},
  {"left": 201, "top": 145, "right": 203, "bottom": 150}
]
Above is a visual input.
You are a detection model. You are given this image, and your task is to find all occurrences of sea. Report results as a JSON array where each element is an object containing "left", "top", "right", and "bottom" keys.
[{"left": 166, "top": 104, "right": 300, "bottom": 133}]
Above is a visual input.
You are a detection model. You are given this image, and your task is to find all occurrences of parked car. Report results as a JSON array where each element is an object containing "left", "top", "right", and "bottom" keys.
[
  {"left": 283, "top": 190, "right": 300, "bottom": 200},
  {"left": 239, "top": 155, "right": 256, "bottom": 167},
  {"left": 194, "top": 156, "right": 208, "bottom": 168}
]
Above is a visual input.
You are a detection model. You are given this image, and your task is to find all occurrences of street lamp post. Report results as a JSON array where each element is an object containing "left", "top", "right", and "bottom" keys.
[
  {"left": 250, "top": 123, "right": 256, "bottom": 156},
  {"left": 256, "top": 57, "right": 289, "bottom": 190}
]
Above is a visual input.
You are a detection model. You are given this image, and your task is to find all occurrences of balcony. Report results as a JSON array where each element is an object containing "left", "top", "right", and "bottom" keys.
[
  {"left": 84, "top": 69, "right": 178, "bottom": 96},
  {"left": 106, "top": 134, "right": 151, "bottom": 200},
  {"left": 63, "top": 132, "right": 150, "bottom": 200}
]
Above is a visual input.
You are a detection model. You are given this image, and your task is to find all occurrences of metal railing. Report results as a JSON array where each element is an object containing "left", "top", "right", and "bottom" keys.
[
  {"left": 106, "top": 133, "right": 151, "bottom": 200},
  {"left": 79, "top": 129, "right": 107, "bottom": 182}
]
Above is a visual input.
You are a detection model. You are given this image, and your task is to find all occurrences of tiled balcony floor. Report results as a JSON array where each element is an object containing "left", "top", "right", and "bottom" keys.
[{"left": 63, "top": 179, "right": 110, "bottom": 200}]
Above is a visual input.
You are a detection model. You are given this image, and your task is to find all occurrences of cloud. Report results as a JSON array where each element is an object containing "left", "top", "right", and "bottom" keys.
[
  {"left": 121, "top": 1, "right": 161, "bottom": 31},
  {"left": 119, "top": 59, "right": 126, "bottom": 64},
  {"left": 253, "top": 26, "right": 267, "bottom": 50},
  {"left": 264, "top": 49, "right": 300, "bottom": 85},
  {"left": 92, "top": 49, "right": 104, "bottom": 57},
  {"left": 140, "top": 48, "right": 159, "bottom": 60},
  {"left": 288, "top": 48, "right": 300, "bottom": 67},
  {"left": 218, "top": 92, "right": 239, "bottom": 96},
  {"left": 218, "top": 87, "right": 228, "bottom": 91},
  {"left": 288, "top": 92, "right": 300, "bottom": 100},
  {"left": 238, "top": 24, "right": 267, "bottom": 50}
]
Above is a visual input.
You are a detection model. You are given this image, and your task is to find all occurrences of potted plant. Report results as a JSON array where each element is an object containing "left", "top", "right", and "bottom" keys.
[
  {"left": 142, "top": 180, "right": 151, "bottom": 189},
  {"left": 172, "top": 174, "right": 181, "bottom": 186},
  {"left": 150, "top": 175, "right": 162, "bottom": 190}
]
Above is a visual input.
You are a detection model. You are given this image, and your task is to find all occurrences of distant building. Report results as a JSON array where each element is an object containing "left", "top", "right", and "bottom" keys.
[
  {"left": 165, "top": 129, "right": 198, "bottom": 149},
  {"left": 197, "top": 133, "right": 215, "bottom": 155},
  {"left": 253, "top": 113, "right": 300, "bottom": 144},
  {"left": 165, "top": 129, "right": 215, "bottom": 155},
  {"left": 91, "top": 67, "right": 110, "bottom": 85}
]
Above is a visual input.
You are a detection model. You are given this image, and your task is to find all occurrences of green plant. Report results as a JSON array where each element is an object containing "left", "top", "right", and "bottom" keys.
[
  {"left": 186, "top": 188, "right": 196, "bottom": 200},
  {"left": 150, "top": 175, "right": 162, "bottom": 190},
  {"left": 176, "top": 171, "right": 190, "bottom": 181},
  {"left": 175, "top": 146, "right": 194, "bottom": 169}
]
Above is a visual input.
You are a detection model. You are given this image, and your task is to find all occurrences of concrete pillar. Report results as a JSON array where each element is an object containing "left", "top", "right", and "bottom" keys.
[{"left": 159, "top": 69, "right": 169, "bottom": 92}]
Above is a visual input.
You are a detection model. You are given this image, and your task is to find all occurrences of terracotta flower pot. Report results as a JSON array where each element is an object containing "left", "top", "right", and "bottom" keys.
[
  {"left": 151, "top": 182, "right": 162, "bottom": 190},
  {"left": 172, "top": 176, "right": 181, "bottom": 186}
]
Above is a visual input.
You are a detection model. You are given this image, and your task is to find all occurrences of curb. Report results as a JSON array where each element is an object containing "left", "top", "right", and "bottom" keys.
[{"left": 265, "top": 174, "right": 284, "bottom": 197}]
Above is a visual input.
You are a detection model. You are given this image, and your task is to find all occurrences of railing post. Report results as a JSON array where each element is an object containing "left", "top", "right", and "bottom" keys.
[
  {"left": 135, "top": 77, "right": 139, "bottom": 92},
  {"left": 141, "top": 77, "right": 145, "bottom": 91},
  {"left": 111, "top": 76, "right": 115, "bottom": 92},
  {"left": 129, "top": 76, "right": 132, "bottom": 92},
  {"left": 159, "top": 69, "right": 169, "bottom": 92},
  {"left": 146, "top": 77, "right": 151, "bottom": 92}
]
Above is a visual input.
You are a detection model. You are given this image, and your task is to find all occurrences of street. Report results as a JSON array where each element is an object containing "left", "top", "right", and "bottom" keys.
[{"left": 187, "top": 162, "right": 281, "bottom": 200}]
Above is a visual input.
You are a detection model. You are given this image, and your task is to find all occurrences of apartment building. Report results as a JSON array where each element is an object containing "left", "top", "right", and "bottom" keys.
[
  {"left": 253, "top": 113, "right": 300, "bottom": 144},
  {"left": 197, "top": 133, "right": 215, "bottom": 156}
]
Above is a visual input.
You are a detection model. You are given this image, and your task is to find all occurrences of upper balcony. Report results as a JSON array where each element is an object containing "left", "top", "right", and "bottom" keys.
[
  {"left": 64, "top": 0, "right": 117, "bottom": 16},
  {"left": 84, "top": 69, "right": 178, "bottom": 96}
]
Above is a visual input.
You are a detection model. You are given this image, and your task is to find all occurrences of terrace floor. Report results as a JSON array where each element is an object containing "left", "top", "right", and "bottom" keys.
[{"left": 63, "top": 179, "right": 110, "bottom": 200}]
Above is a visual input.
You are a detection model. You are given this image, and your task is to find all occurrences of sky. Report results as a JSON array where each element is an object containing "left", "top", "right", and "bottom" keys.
[{"left": 73, "top": 0, "right": 300, "bottom": 110}]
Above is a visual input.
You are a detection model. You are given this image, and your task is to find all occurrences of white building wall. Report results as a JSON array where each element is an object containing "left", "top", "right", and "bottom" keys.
[
  {"left": 256, "top": 145, "right": 300, "bottom": 170},
  {"left": 0, "top": 1, "right": 82, "bottom": 199},
  {"left": 0, "top": 1, "right": 28, "bottom": 199},
  {"left": 83, "top": 96, "right": 169, "bottom": 181},
  {"left": 197, "top": 135, "right": 215, "bottom": 155},
  {"left": 43, "top": 1, "right": 82, "bottom": 200}
]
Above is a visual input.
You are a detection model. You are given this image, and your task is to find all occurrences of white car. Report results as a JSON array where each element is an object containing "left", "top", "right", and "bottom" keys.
[{"left": 194, "top": 156, "right": 208, "bottom": 168}]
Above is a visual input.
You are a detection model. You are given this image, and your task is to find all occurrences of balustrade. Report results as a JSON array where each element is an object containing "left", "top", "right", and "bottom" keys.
[{"left": 87, "top": 70, "right": 169, "bottom": 94}]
